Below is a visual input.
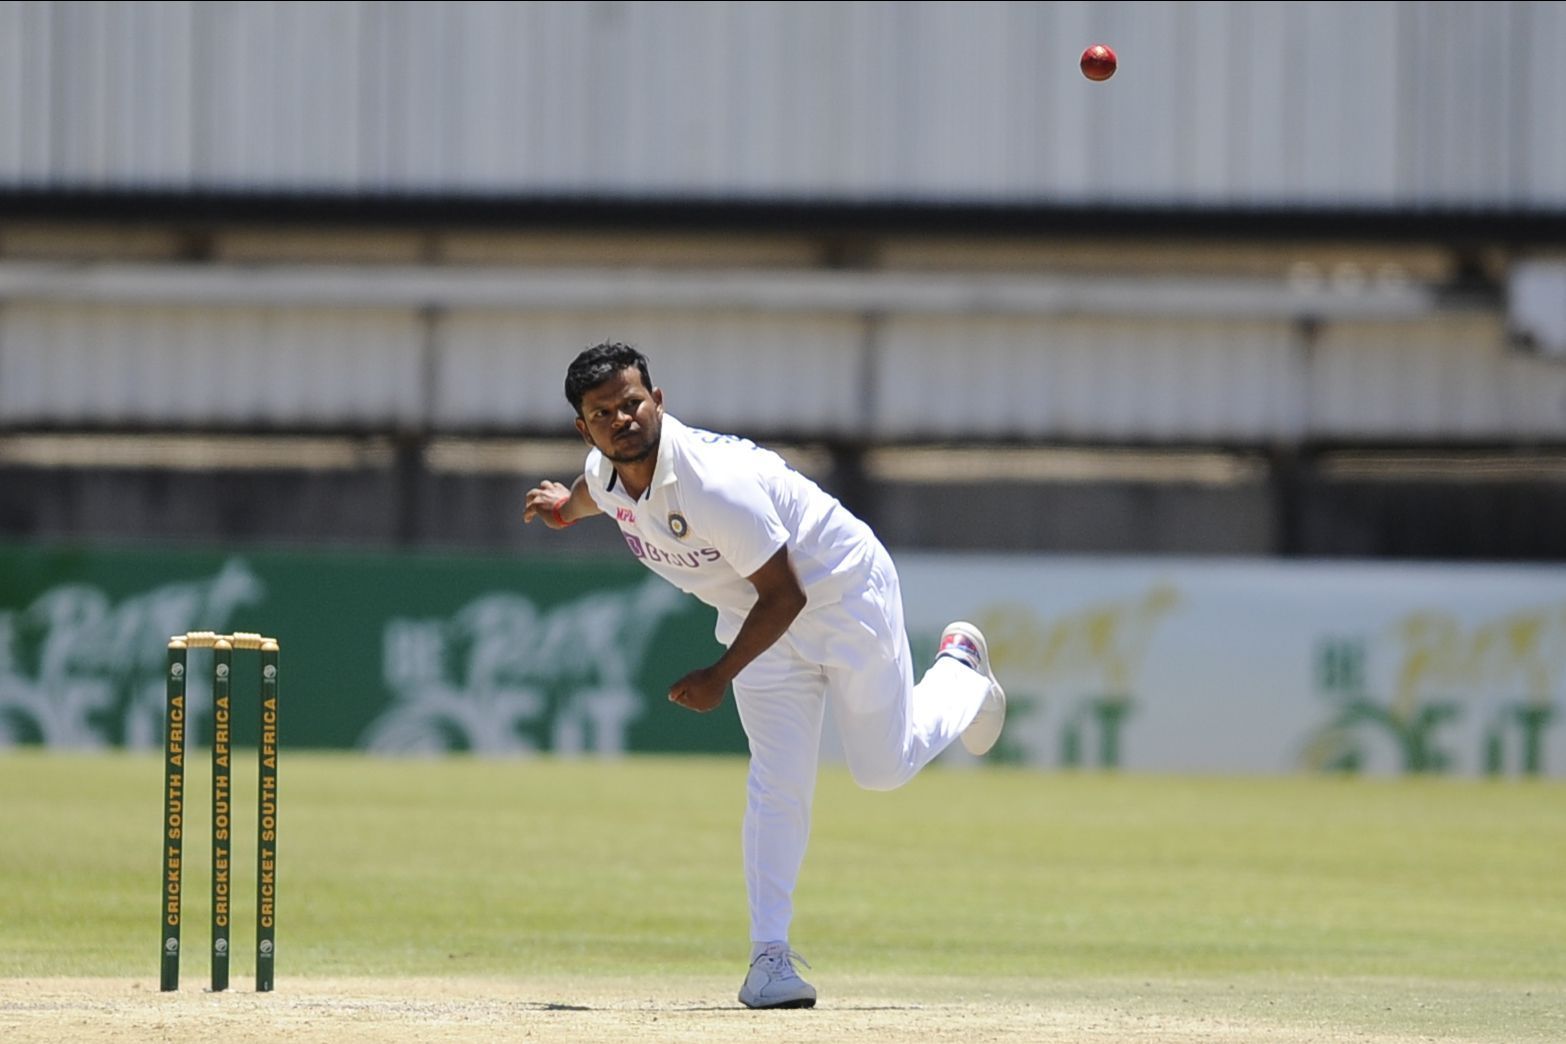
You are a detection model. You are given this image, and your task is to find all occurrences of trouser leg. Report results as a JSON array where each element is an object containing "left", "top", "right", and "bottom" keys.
[
  {"left": 731, "top": 644, "right": 827, "bottom": 944},
  {"left": 819, "top": 550, "right": 992, "bottom": 791}
]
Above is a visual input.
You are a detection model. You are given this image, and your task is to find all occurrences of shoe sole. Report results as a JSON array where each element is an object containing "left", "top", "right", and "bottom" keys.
[
  {"left": 741, "top": 996, "right": 817, "bottom": 1009},
  {"left": 945, "top": 621, "right": 1006, "bottom": 756}
]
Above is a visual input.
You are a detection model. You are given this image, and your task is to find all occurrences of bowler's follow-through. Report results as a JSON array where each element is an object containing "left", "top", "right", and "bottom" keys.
[{"left": 524, "top": 342, "right": 1007, "bottom": 1009}]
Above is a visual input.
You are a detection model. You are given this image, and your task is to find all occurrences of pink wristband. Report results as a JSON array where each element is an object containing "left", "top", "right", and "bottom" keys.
[{"left": 550, "top": 498, "right": 577, "bottom": 528}]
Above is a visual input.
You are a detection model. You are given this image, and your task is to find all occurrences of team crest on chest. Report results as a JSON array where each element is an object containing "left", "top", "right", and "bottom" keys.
[{"left": 668, "top": 512, "right": 689, "bottom": 539}]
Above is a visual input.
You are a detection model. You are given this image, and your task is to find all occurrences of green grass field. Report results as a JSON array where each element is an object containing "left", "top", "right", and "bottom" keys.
[{"left": 1, "top": 751, "right": 1563, "bottom": 1041}]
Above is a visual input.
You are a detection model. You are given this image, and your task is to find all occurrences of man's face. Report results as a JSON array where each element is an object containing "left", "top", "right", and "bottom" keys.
[{"left": 575, "top": 366, "right": 665, "bottom": 465}]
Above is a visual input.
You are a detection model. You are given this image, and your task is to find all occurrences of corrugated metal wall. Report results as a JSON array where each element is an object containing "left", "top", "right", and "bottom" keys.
[
  {"left": 5, "top": 297, "right": 1561, "bottom": 442},
  {"left": 0, "top": 303, "right": 425, "bottom": 427},
  {"left": 1, "top": 0, "right": 1562, "bottom": 206},
  {"left": 434, "top": 310, "right": 867, "bottom": 434}
]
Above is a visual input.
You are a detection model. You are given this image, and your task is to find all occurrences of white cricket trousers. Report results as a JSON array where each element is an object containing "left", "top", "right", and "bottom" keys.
[{"left": 726, "top": 544, "right": 992, "bottom": 945}]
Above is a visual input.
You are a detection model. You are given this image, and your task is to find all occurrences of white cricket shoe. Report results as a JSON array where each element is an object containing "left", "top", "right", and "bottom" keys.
[
  {"left": 938, "top": 621, "right": 1007, "bottom": 756},
  {"left": 738, "top": 944, "right": 816, "bottom": 1009}
]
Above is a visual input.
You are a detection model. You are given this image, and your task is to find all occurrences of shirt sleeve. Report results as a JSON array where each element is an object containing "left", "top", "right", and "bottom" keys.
[
  {"left": 581, "top": 449, "right": 610, "bottom": 513},
  {"left": 693, "top": 472, "right": 789, "bottom": 579}
]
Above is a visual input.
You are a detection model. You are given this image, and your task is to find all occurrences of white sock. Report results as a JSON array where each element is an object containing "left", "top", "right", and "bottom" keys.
[{"left": 751, "top": 940, "right": 786, "bottom": 961}]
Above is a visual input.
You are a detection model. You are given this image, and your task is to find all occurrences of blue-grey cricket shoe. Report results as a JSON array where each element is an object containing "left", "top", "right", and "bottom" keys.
[{"left": 739, "top": 944, "right": 816, "bottom": 1009}]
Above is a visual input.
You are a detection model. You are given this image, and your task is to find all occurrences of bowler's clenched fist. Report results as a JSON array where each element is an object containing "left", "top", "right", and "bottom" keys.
[{"left": 668, "top": 667, "right": 728, "bottom": 713}]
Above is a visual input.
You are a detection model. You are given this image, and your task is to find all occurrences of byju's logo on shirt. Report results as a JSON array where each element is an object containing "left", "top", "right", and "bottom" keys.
[{"left": 623, "top": 534, "right": 721, "bottom": 569}]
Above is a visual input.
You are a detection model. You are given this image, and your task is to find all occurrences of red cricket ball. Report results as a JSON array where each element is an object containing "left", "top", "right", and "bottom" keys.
[{"left": 1080, "top": 43, "right": 1117, "bottom": 82}]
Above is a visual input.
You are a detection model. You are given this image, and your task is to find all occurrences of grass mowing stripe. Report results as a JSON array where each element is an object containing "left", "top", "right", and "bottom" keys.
[{"left": 0, "top": 751, "right": 1562, "bottom": 1040}]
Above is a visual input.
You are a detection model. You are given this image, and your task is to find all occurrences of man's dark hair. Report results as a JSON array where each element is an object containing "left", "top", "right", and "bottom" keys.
[{"left": 565, "top": 342, "right": 654, "bottom": 415}]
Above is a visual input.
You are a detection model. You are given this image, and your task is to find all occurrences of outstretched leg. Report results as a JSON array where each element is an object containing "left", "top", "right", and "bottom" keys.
[{"left": 812, "top": 549, "right": 999, "bottom": 791}]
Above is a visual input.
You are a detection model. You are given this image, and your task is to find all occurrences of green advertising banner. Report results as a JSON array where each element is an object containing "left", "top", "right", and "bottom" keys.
[
  {"left": 0, "top": 544, "right": 743, "bottom": 756},
  {"left": 12, "top": 543, "right": 1562, "bottom": 775}
]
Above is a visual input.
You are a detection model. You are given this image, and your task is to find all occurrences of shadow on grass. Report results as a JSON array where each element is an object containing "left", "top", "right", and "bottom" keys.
[{"left": 530, "top": 1001, "right": 925, "bottom": 1013}]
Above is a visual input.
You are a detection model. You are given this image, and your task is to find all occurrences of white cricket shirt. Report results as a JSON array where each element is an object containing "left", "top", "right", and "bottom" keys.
[{"left": 582, "top": 415, "right": 878, "bottom": 640}]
